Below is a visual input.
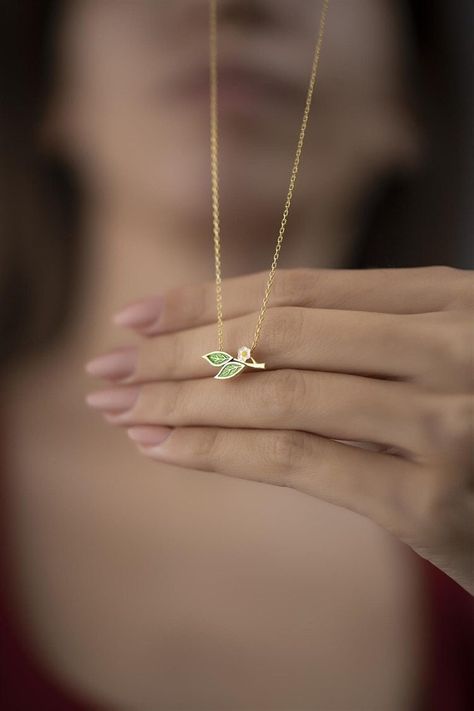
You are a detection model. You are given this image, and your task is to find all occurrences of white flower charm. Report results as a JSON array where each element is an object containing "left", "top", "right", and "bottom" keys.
[
  {"left": 202, "top": 347, "right": 266, "bottom": 379},
  {"left": 237, "top": 346, "right": 251, "bottom": 362}
]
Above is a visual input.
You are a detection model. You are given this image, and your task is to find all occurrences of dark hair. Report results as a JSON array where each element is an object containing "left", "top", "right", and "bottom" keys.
[
  {"left": 0, "top": 2, "right": 82, "bottom": 368},
  {"left": 0, "top": 0, "right": 472, "bottom": 369}
]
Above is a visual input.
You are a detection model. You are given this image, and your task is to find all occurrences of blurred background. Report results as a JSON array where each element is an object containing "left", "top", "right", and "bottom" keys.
[{"left": 0, "top": 1, "right": 472, "bottom": 710}]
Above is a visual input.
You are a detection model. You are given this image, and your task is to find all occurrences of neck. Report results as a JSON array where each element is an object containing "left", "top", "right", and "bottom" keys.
[{"left": 59, "top": 197, "right": 355, "bottom": 362}]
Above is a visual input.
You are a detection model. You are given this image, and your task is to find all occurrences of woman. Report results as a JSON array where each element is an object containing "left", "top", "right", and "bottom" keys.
[{"left": 1, "top": 1, "right": 472, "bottom": 709}]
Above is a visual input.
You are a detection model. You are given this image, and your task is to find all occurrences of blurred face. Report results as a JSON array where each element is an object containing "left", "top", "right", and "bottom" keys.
[{"left": 49, "top": 0, "right": 418, "bottom": 227}]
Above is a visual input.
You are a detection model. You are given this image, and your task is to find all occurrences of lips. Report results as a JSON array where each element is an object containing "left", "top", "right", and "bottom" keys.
[{"left": 164, "top": 62, "right": 304, "bottom": 109}]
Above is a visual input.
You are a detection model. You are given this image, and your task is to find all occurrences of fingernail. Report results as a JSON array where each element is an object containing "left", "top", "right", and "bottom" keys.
[
  {"left": 85, "top": 386, "right": 140, "bottom": 413},
  {"left": 127, "top": 426, "right": 172, "bottom": 447},
  {"left": 113, "top": 296, "right": 163, "bottom": 330},
  {"left": 85, "top": 346, "right": 137, "bottom": 381}
]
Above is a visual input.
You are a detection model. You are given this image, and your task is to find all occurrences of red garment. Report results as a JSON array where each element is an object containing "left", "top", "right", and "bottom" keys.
[
  {"left": 0, "top": 499, "right": 101, "bottom": 709},
  {"left": 0, "top": 417, "right": 103, "bottom": 711},
  {"left": 416, "top": 556, "right": 474, "bottom": 711},
  {"left": 1, "top": 457, "right": 473, "bottom": 710}
]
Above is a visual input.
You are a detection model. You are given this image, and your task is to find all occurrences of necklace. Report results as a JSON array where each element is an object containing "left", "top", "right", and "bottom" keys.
[{"left": 202, "top": 0, "right": 330, "bottom": 380}]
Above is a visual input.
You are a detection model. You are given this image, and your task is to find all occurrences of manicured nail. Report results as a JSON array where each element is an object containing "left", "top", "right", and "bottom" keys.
[
  {"left": 85, "top": 346, "right": 137, "bottom": 381},
  {"left": 113, "top": 296, "right": 163, "bottom": 330},
  {"left": 127, "top": 426, "right": 172, "bottom": 447},
  {"left": 85, "top": 386, "right": 140, "bottom": 413}
]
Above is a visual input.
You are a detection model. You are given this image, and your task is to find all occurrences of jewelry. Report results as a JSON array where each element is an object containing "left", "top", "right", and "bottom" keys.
[{"left": 203, "top": 0, "right": 330, "bottom": 379}]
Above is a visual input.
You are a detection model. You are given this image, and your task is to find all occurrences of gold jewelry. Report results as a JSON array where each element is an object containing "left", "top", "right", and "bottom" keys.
[{"left": 203, "top": 0, "right": 330, "bottom": 379}]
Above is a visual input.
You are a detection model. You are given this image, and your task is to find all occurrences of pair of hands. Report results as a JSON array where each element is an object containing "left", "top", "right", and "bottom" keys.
[{"left": 85, "top": 266, "right": 474, "bottom": 595}]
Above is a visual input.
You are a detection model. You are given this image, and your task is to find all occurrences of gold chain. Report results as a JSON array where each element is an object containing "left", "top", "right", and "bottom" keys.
[{"left": 209, "top": 0, "right": 329, "bottom": 356}]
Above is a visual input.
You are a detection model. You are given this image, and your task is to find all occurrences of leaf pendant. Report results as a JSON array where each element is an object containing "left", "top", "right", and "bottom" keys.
[
  {"left": 215, "top": 361, "right": 246, "bottom": 379},
  {"left": 202, "top": 347, "right": 266, "bottom": 380},
  {"left": 202, "top": 351, "right": 233, "bottom": 367}
]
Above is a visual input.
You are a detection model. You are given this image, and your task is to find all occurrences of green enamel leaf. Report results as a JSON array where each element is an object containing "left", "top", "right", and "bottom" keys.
[
  {"left": 202, "top": 351, "right": 233, "bottom": 367},
  {"left": 215, "top": 361, "right": 246, "bottom": 379}
]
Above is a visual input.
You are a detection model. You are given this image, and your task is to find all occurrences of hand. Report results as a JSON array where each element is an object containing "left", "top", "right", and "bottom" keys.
[{"left": 85, "top": 266, "right": 474, "bottom": 594}]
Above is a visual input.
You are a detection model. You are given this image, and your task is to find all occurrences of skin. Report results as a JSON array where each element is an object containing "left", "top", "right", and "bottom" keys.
[
  {"left": 5, "top": 0, "right": 470, "bottom": 709},
  {"left": 86, "top": 265, "right": 474, "bottom": 595}
]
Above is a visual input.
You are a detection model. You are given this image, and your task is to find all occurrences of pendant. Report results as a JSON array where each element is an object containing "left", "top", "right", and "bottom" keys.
[{"left": 202, "top": 346, "right": 266, "bottom": 379}]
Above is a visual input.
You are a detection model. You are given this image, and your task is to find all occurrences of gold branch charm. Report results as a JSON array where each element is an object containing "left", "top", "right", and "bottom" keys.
[{"left": 202, "top": 346, "right": 266, "bottom": 379}]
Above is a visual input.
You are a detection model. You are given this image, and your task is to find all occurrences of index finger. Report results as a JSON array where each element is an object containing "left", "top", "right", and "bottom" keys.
[{"left": 113, "top": 265, "right": 467, "bottom": 336}]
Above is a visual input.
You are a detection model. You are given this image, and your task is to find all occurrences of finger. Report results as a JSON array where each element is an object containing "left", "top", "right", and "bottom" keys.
[
  {"left": 92, "top": 370, "right": 425, "bottom": 459},
  {"left": 113, "top": 266, "right": 470, "bottom": 336},
  {"left": 112, "top": 307, "right": 447, "bottom": 386},
  {"left": 127, "top": 425, "right": 420, "bottom": 535}
]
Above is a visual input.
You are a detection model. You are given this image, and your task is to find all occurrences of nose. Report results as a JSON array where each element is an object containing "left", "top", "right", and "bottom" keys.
[
  {"left": 168, "top": 0, "right": 275, "bottom": 34},
  {"left": 217, "top": 0, "right": 273, "bottom": 29}
]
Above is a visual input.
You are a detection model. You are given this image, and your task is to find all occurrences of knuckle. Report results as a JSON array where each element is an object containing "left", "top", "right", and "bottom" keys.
[
  {"left": 447, "top": 269, "right": 474, "bottom": 310},
  {"left": 273, "top": 268, "right": 316, "bottom": 306},
  {"left": 191, "top": 427, "right": 221, "bottom": 462},
  {"left": 425, "top": 265, "right": 461, "bottom": 291},
  {"left": 139, "top": 382, "right": 182, "bottom": 421},
  {"left": 163, "top": 283, "right": 210, "bottom": 329},
  {"left": 401, "top": 476, "right": 450, "bottom": 542},
  {"left": 441, "top": 395, "right": 474, "bottom": 449},
  {"left": 437, "top": 314, "right": 473, "bottom": 386},
  {"left": 166, "top": 333, "right": 186, "bottom": 378},
  {"left": 418, "top": 394, "right": 473, "bottom": 453},
  {"left": 262, "top": 429, "right": 307, "bottom": 484},
  {"left": 429, "top": 265, "right": 458, "bottom": 279},
  {"left": 198, "top": 281, "right": 217, "bottom": 321},
  {"left": 418, "top": 311, "right": 473, "bottom": 389},
  {"left": 265, "top": 306, "right": 306, "bottom": 354},
  {"left": 402, "top": 466, "right": 472, "bottom": 546},
  {"left": 260, "top": 369, "right": 307, "bottom": 423},
  {"left": 161, "top": 382, "right": 185, "bottom": 420},
  {"left": 383, "top": 464, "right": 456, "bottom": 544}
]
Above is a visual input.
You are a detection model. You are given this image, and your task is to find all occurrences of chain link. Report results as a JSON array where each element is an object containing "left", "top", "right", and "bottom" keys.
[{"left": 209, "top": 0, "right": 329, "bottom": 355}]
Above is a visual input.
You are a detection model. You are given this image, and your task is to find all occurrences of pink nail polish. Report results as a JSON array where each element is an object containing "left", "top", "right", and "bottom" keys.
[
  {"left": 113, "top": 296, "right": 163, "bottom": 330},
  {"left": 85, "top": 346, "right": 137, "bottom": 381},
  {"left": 85, "top": 386, "right": 140, "bottom": 413},
  {"left": 127, "top": 426, "right": 172, "bottom": 447}
]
